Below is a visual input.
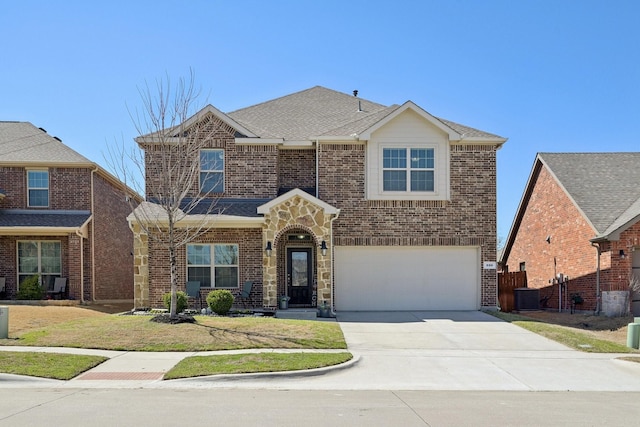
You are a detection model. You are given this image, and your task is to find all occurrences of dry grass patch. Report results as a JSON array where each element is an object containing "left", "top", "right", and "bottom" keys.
[{"left": 2, "top": 314, "right": 347, "bottom": 352}]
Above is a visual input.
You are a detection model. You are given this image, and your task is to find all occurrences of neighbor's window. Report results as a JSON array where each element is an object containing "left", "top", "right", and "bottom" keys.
[
  {"left": 200, "top": 149, "right": 224, "bottom": 194},
  {"left": 187, "top": 243, "right": 238, "bottom": 288},
  {"left": 382, "top": 148, "right": 434, "bottom": 192},
  {"left": 27, "top": 170, "right": 49, "bottom": 207},
  {"left": 519, "top": 262, "right": 526, "bottom": 272},
  {"left": 18, "top": 241, "right": 61, "bottom": 288}
]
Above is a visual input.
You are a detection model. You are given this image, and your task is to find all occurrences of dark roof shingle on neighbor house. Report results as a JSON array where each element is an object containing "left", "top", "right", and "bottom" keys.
[
  {"left": 539, "top": 152, "right": 640, "bottom": 235},
  {"left": 0, "top": 210, "right": 92, "bottom": 228}
]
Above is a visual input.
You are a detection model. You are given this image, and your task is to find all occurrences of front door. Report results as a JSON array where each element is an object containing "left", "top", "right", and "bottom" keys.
[{"left": 287, "top": 248, "right": 312, "bottom": 305}]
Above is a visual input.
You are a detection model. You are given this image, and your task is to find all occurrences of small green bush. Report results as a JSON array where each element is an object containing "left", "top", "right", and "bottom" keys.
[
  {"left": 163, "top": 291, "right": 189, "bottom": 313},
  {"left": 17, "top": 275, "right": 44, "bottom": 300},
  {"left": 206, "top": 289, "right": 234, "bottom": 315}
]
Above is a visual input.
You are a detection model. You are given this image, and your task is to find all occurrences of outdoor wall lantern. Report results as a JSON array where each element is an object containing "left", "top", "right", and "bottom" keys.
[
  {"left": 620, "top": 249, "right": 626, "bottom": 259},
  {"left": 320, "top": 240, "right": 328, "bottom": 256},
  {"left": 265, "top": 241, "right": 272, "bottom": 257}
]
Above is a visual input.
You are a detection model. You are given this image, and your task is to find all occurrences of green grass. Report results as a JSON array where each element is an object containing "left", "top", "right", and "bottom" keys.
[
  {"left": 0, "top": 314, "right": 349, "bottom": 379},
  {"left": 487, "top": 311, "right": 636, "bottom": 353},
  {"left": 0, "top": 351, "right": 107, "bottom": 380},
  {"left": 4, "top": 315, "right": 347, "bottom": 351},
  {"left": 164, "top": 352, "right": 353, "bottom": 380}
]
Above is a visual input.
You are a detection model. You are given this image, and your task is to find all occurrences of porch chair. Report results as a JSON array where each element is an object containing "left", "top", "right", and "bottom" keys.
[
  {"left": 239, "top": 281, "right": 253, "bottom": 308},
  {"left": 47, "top": 278, "right": 67, "bottom": 300},
  {"left": 185, "top": 280, "right": 202, "bottom": 310},
  {"left": 0, "top": 277, "right": 5, "bottom": 299}
]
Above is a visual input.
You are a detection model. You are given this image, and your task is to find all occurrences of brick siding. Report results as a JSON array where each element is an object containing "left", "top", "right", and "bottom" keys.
[
  {"left": 319, "top": 143, "right": 498, "bottom": 307},
  {"left": 146, "top": 227, "right": 263, "bottom": 308},
  {"left": 505, "top": 165, "right": 601, "bottom": 310},
  {"left": 92, "top": 173, "right": 135, "bottom": 300},
  {"left": 0, "top": 166, "right": 135, "bottom": 302}
]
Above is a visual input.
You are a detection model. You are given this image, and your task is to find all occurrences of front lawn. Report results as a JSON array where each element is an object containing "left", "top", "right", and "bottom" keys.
[
  {"left": 2, "top": 315, "right": 347, "bottom": 352},
  {"left": 0, "top": 351, "right": 107, "bottom": 380},
  {"left": 164, "top": 352, "right": 353, "bottom": 379}
]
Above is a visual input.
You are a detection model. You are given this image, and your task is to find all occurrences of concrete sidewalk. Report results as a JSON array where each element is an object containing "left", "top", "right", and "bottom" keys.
[{"left": 2, "top": 311, "right": 640, "bottom": 390}]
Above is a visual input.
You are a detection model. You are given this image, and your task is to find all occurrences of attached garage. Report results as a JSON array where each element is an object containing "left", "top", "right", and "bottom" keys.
[{"left": 334, "top": 246, "right": 480, "bottom": 311}]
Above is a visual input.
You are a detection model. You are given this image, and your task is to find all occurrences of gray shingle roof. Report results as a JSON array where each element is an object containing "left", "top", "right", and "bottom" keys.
[
  {"left": 0, "top": 121, "right": 92, "bottom": 164},
  {"left": 0, "top": 209, "right": 91, "bottom": 228},
  {"left": 539, "top": 152, "right": 640, "bottom": 235},
  {"left": 228, "top": 86, "right": 502, "bottom": 140},
  {"left": 174, "top": 198, "right": 269, "bottom": 217}
]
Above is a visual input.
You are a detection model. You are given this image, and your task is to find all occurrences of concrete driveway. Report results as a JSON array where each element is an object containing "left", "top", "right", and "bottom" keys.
[{"left": 163, "top": 310, "right": 640, "bottom": 391}]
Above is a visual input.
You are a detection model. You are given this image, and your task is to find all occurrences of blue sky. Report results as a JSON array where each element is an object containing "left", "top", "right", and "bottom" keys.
[{"left": 2, "top": 0, "right": 639, "bottom": 239}]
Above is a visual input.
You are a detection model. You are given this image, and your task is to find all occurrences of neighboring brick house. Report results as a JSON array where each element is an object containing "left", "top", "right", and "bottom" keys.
[
  {"left": 0, "top": 122, "right": 139, "bottom": 302},
  {"left": 130, "top": 86, "right": 506, "bottom": 311},
  {"left": 500, "top": 153, "right": 640, "bottom": 313}
]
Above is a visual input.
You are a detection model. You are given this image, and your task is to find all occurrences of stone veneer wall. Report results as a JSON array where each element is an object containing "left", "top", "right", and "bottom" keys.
[{"left": 262, "top": 195, "right": 334, "bottom": 308}]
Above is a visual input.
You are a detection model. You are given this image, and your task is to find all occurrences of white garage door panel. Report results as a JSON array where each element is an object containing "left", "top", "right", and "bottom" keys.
[{"left": 335, "top": 246, "right": 479, "bottom": 311}]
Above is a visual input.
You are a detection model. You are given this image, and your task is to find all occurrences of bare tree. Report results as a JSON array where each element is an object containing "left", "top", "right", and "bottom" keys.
[{"left": 107, "top": 71, "right": 221, "bottom": 319}]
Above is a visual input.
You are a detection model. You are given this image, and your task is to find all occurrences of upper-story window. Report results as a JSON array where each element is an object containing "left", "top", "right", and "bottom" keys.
[
  {"left": 27, "top": 170, "right": 49, "bottom": 207},
  {"left": 382, "top": 148, "right": 434, "bottom": 192},
  {"left": 200, "top": 149, "right": 224, "bottom": 194}
]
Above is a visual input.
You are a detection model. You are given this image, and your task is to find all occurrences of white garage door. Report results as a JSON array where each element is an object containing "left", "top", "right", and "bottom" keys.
[{"left": 334, "top": 246, "right": 480, "bottom": 311}]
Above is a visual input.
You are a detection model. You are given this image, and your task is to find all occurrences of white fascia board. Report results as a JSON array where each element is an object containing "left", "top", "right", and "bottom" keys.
[
  {"left": 177, "top": 215, "right": 264, "bottom": 228},
  {"left": 129, "top": 214, "right": 264, "bottom": 229},
  {"left": 235, "top": 138, "right": 283, "bottom": 145},
  {"left": 314, "top": 135, "right": 363, "bottom": 142},
  {"left": 282, "top": 140, "right": 314, "bottom": 147},
  {"left": 0, "top": 227, "right": 79, "bottom": 236},
  {"left": 452, "top": 137, "right": 508, "bottom": 146}
]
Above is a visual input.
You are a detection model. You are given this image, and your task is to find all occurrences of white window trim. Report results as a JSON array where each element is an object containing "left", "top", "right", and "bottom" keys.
[
  {"left": 27, "top": 169, "right": 49, "bottom": 208},
  {"left": 186, "top": 243, "right": 239, "bottom": 288},
  {"left": 380, "top": 145, "right": 437, "bottom": 195},
  {"left": 199, "top": 149, "right": 224, "bottom": 194}
]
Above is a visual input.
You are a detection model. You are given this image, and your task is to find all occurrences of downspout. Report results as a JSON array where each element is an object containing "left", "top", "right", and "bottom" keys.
[
  {"left": 75, "top": 230, "right": 85, "bottom": 303},
  {"left": 90, "top": 166, "right": 99, "bottom": 302},
  {"left": 329, "top": 210, "right": 340, "bottom": 316},
  {"left": 315, "top": 140, "right": 319, "bottom": 198},
  {"left": 591, "top": 242, "right": 601, "bottom": 315}
]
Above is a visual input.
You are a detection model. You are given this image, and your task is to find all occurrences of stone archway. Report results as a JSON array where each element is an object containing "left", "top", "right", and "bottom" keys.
[{"left": 259, "top": 190, "right": 338, "bottom": 308}]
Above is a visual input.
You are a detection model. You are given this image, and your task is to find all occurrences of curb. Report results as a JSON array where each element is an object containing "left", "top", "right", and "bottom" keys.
[{"left": 164, "top": 352, "right": 360, "bottom": 383}]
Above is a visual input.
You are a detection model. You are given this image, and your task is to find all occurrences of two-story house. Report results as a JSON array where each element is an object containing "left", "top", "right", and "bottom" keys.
[
  {"left": 130, "top": 86, "right": 506, "bottom": 311},
  {"left": 0, "top": 122, "right": 139, "bottom": 302}
]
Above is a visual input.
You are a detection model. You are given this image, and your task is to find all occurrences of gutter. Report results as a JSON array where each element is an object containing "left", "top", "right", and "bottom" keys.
[
  {"left": 591, "top": 241, "right": 601, "bottom": 315},
  {"left": 90, "top": 166, "right": 99, "bottom": 302},
  {"left": 329, "top": 209, "right": 341, "bottom": 316}
]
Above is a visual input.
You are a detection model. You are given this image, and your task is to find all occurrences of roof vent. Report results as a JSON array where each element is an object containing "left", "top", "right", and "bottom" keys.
[
  {"left": 353, "top": 90, "right": 358, "bottom": 97},
  {"left": 53, "top": 136, "right": 61, "bottom": 142},
  {"left": 38, "top": 127, "right": 47, "bottom": 133}
]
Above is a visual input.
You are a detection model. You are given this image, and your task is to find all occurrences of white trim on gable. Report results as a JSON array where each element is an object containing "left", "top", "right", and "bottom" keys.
[
  {"left": 365, "top": 108, "right": 451, "bottom": 201},
  {"left": 257, "top": 188, "right": 340, "bottom": 215},
  {"left": 182, "top": 105, "right": 257, "bottom": 137},
  {"left": 359, "top": 101, "right": 462, "bottom": 141}
]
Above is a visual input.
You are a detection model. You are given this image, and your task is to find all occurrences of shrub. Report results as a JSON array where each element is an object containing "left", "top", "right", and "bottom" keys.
[
  {"left": 17, "top": 275, "right": 44, "bottom": 300},
  {"left": 206, "top": 289, "right": 234, "bottom": 315},
  {"left": 163, "top": 291, "right": 188, "bottom": 313}
]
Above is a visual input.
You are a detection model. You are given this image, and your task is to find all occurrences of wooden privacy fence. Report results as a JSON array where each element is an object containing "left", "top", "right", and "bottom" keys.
[{"left": 498, "top": 271, "right": 527, "bottom": 312}]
